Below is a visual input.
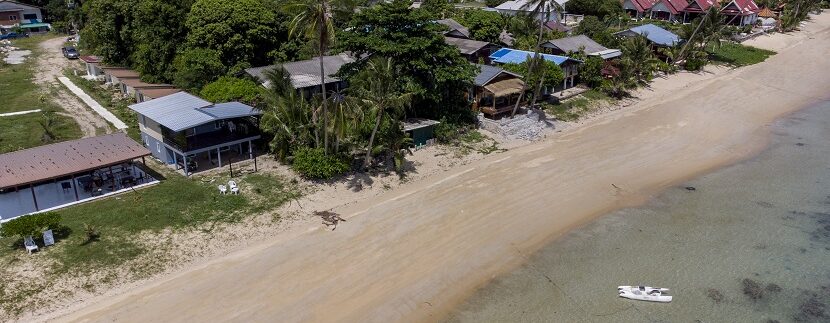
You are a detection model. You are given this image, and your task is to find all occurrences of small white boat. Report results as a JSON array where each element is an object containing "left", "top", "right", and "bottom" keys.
[{"left": 618, "top": 285, "right": 672, "bottom": 303}]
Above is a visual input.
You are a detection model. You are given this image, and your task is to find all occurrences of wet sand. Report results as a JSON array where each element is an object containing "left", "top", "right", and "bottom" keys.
[{"left": 56, "top": 13, "right": 830, "bottom": 323}]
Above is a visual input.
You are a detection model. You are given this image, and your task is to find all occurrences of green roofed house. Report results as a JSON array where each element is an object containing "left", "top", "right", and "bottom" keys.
[{"left": 0, "top": 0, "right": 49, "bottom": 33}]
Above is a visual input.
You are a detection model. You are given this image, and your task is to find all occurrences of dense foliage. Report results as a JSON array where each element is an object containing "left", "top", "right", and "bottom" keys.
[
  {"left": 451, "top": 9, "right": 505, "bottom": 44},
  {"left": 564, "top": 0, "right": 624, "bottom": 20},
  {"left": 0, "top": 212, "right": 63, "bottom": 239},
  {"left": 200, "top": 77, "right": 264, "bottom": 106},
  {"left": 291, "top": 147, "right": 351, "bottom": 179},
  {"left": 502, "top": 57, "right": 565, "bottom": 101}
]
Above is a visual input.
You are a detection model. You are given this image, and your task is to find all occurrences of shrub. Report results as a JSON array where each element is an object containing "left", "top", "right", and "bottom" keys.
[
  {"left": 485, "top": 0, "right": 507, "bottom": 7},
  {"left": 291, "top": 147, "right": 350, "bottom": 179},
  {"left": 200, "top": 76, "right": 263, "bottom": 106},
  {"left": 83, "top": 223, "right": 100, "bottom": 243},
  {"left": 685, "top": 57, "right": 706, "bottom": 71},
  {"left": 0, "top": 212, "right": 63, "bottom": 239}
]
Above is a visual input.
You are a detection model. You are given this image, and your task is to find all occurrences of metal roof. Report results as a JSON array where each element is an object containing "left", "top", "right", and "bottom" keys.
[
  {"left": 128, "top": 92, "right": 261, "bottom": 132},
  {"left": 495, "top": 0, "right": 569, "bottom": 11},
  {"left": 616, "top": 24, "right": 681, "bottom": 46},
  {"left": 542, "top": 35, "right": 609, "bottom": 55},
  {"left": 137, "top": 87, "right": 181, "bottom": 99},
  {"left": 245, "top": 53, "right": 355, "bottom": 89},
  {"left": 403, "top": 118, "right": 440, "bottom": 132},
  {"left": 489, "top": 48, "right": 580, "bottom": 65},
  {"left": 120, "top": 78, "right": 175, "bottom": 89},
  {"left": 474, "top": 64, "right": 521, "bottom": 86},
  {"left": 436, "top": 19, "right": 470, "bottom": 38},
  {"left": 0, "top": 133, "right": 150, "bottom": 190},
  {"left": 589, "top": 49, "right": 623, "bottom": 59},
  {"left": 444, "top": 37, "right": 494, "bottom": 55},
  {"left": 101, "top": 67, "right": 140, "bottom": 79}
]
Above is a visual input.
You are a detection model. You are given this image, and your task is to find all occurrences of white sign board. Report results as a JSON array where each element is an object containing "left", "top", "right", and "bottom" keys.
[{"left": 43, "top": 230, "right": 55, "bottom": 246}]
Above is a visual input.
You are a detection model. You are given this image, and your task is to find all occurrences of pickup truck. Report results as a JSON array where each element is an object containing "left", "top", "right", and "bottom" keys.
[{"left": 62, "top": 46, "right": 80, "bottom": 59}]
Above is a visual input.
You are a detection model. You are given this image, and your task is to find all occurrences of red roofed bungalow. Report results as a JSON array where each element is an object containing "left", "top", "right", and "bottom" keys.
[
  {"left": 720, "top": 0, "right": 760, "bottom": 26},
  {"left": 682, "top": 0, "right": 718, "bottom": 22},
  {"left": 649, "top": 0, "right": 689, "bottom": 22},
  {"left": 622, "top": 0, "right": 657, "bottom": 18}
]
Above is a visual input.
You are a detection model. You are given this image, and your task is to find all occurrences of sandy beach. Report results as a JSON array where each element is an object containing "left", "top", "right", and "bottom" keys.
[{"left": 54, "top": 13, "right": 830, "bottom": 323}]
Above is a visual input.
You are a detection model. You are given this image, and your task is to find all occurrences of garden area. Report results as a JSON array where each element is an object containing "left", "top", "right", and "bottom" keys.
[{"left": 708, "top": 42, "right": 777, "bottom": 66}]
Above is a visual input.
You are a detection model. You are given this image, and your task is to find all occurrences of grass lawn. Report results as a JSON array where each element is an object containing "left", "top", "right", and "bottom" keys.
[
  {"left": 64, "top": 71, "right": 140, "bottom": 141},
  {"left": 0, "top": 35, "right": 82, "bottom": 153},
  {"left": 708, "top": 42, "right": 776, "bottom": 66},
  {"left": 544, "top": 90, "right": 612, "bottom": 122}
]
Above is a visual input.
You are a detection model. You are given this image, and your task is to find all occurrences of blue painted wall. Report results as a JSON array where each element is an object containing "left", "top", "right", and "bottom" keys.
[{"left": 141, "top": 131, "right": 172, "bottom": 164}]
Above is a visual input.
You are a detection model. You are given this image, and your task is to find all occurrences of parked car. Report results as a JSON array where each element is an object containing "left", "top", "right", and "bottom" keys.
[
  {"left": 0, "top": 32, "right": 19, "bottom": 40},
  {"left": 62, "top": 46, "right": 80, "bottom": 59}
]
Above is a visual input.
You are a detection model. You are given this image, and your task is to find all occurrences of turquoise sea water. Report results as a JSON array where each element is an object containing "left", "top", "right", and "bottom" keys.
[{"left": 444, "top": 101, "right": 830, "bottom": 323}]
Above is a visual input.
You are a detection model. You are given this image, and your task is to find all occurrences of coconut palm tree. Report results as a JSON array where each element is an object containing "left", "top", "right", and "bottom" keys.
[
  {"left": 348, "top": 57, "right": 413, "bottom": 170},
  {"left": 260, "top": 66, "right": 315, "bottom": 161},
  {"left": 285, "top": 0, "right": 336, "bottom": 154},
  {"left": 327, "top": 89, "right": 362, "bottom": 154},
  {"left": 620, "top": 36, "right": 660, "bottom": 83},
  {"left": 510, "top": 0, "right": 566, "bottom": 117}
]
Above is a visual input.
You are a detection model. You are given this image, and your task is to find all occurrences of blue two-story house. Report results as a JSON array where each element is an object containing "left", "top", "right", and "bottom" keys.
[{"left": 128, "top": 92, "right": 262, "bottom": 175}]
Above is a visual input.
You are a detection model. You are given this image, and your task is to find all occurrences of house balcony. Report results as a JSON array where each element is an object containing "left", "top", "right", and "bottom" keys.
[{"left": 164, "top": 128, "right": 261, "bottom": 154}]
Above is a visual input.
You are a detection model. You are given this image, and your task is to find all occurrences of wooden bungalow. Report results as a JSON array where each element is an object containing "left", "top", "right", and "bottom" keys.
[
  {"left": 622, "top": 0, "right": 658, "bottom": 18},
  {"left": 683, "top": 0, "right": 717, "bottom": 23},
  {"left": 444, "top": 37, "right": 501, "bottom": 64},
  {"left": 470, "top": 64, "right": 526, "bottom": 118},
  {"left": 720, "top": 0, "right": 760, "bottom": 26},
  {"left": 649, "top": 0, "right": 689, "bottom": 22}
]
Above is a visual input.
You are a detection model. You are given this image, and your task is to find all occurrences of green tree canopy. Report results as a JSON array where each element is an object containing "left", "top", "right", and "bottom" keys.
[
  {"left": 131, "top": 0, "right": 194, "bottom": 83},
  {"left": 200, "top": 76, "right": 264, "bottom": 106},
  {"left": 573, "top": 15, "right": 617, "bottom": 48},
  {"left": 502, "top": 57, "right": 564, "bottom": 97},
  {"left": 452, "top": 9, "right": 505, "bottom": 44},
  {"left": 79, "top": 0, "right": 135, "bottom": 65},
  {"left": 338, "top": 0, "right": 476, "bottom": 119},
  {"left": 564, "top": 0, "right": 624, "bottom": 20},
  {"left": 173, "top": 47, "right": 226, "bottom": 91},
  {"left": 185, "top": 0, "right": 285, "bottom": 73}
]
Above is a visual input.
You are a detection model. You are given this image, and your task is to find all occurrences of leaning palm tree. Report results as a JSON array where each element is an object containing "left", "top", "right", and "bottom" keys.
[
  {"left": 510, "top": 0, "right": 566, "bottom": 117},
  {"left": 285, "top": 0, "right": 336, "bottom": 154},
  {"left": 348, "top": 57, "right": 413, "bottom": 170}
]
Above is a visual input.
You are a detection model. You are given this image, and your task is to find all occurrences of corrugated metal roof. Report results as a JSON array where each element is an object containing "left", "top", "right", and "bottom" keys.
[
  {"left": 444, "top": 37, "right": 494, "bottom": 55},
  {"left": 436, "top": 18, "right": 470, "bottom": 38},
  {"left": 542, "top": 35, "right": 609, "bottom": 55},
  {"left": 617, "top": 24, "right": 681, "bottom": 46},
  {"left": 0, "top": 133, "right": 150, "bottom": 190},
  {"left": 137, "top": 88, "right": 181, "bottom": 99},
  {"left": 101, "top": 67, "right": 140, "bottom": 79},
  {"left": 489, "top": 48, "right": 579, "bottom": 65},
  {"left": 474, "top": 64, "right": 521, "bottom": 86},
  {"left": 245, "top": 53, "right": 355, "bottom": 89},
  {"left": 128, "top": 92, "right": 261, "bottom": 132}
]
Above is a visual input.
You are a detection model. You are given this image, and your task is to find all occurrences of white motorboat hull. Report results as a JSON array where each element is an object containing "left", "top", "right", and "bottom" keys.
[
  {"left": 619, "top": 290, "right": 673, "bottom": 303},
  {"left": 618, "top": 286, "right": 670, "bottom": 293}
]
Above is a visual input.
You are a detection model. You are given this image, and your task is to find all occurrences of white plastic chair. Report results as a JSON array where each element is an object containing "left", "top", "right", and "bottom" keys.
[
  {"left": 24, "top": 236, "right": 38, "bottom": 254},
  {"left": 218, "top": 185, "right": 227, "bottom": 195},
  {"left": 228, "top": 180, "right": 238, "bottom": 190}
]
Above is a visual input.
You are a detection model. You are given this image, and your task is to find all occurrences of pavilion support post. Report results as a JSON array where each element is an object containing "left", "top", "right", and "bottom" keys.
[
  {"left": 173, "top": 153, "right": 178, "bottom": 170},
  {"left": 30, "top": 184, "right": 39, "bottom": 211},
  {"left": 72, "top": 174, "right": 79, "bottom": 201},
  {"left": 217, "top": 148, "right": 222, "bottom": 167},
  {"left": 109, "top": 165, "right": 116, "bottom": 191},
  {"left": 142, "top": 156, "right": 146, "bottom": 166},
  {"left": 248, "top": 140, "right": 253, "bottom": 160},
  {"left": 183, "top": 155, "right": 189, "bottom": 176}
]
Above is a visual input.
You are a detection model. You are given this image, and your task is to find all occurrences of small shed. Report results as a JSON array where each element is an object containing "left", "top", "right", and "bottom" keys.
[
  {"left": 403, "top": 118, "right": 440, "bottom": 147},
  {"left": 80, "top": 55, "right": 103, "bottom": 79}
]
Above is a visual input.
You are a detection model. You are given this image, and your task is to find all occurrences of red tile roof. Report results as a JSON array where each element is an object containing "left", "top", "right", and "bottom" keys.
[
  {"left": 683, "top": 0, "right": 717, "bottom": 13},
  {"left": 721, "top": 0, "right": 760, "bottom": 15},
  {"left": 0, "top": 133, "right": 150, "bottom": 189},
  {"left": 653, "top": 0, "right": 689, "bottom": 14},
  {"left": 627, "top": 0, "right": 658, "bottom": 12}
]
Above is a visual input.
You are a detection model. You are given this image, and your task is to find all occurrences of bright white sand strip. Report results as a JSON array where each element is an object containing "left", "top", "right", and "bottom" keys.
[
  {"left": 57, "top": 76, "right": 128, "bottom": 129},
  {"left": 0, "top": 109, "right": 41, "bottom": 117}
]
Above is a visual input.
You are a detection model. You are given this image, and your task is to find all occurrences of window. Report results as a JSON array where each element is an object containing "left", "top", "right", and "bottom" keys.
[
  {"left": 8, "top": 15, "right": 17, "bottom": 21},
  {"left": 185, "top": 128, "right": 196, "bottom": 137},
  {"left": 23, "top": 14, "right": 37, "bottom": 20},
  {"left": 214, "top": 120, "right": 226, "bottom": 129},
  {"left": 156, "top": 142, "right": 161, "bottom": 153}
]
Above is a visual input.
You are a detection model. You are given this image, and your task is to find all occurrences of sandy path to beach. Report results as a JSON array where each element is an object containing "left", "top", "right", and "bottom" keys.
[{"left": 60, "top": 14, "right": 830, "bottom": 323}]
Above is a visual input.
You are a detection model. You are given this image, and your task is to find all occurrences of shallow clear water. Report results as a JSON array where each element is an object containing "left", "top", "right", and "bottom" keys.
[{"left": 444, "top": 101, "right": 830, "bottom": 323}]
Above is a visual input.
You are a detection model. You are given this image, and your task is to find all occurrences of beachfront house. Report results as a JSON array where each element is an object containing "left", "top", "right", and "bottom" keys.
[
  {"left": 648, "top": 0, "right": 689, "bottom": 22},
  {"left": 541, "top": 35, "right": 622, "bottom": 60},
  {"left": 436, "top": 18, "right": 471, "bottom": 39},
  {"left": 615, "top": 24, "right": 681, "bottom": 47},
  {"left": 0, "top": 0, "right": 48, "bottom": 34},
  {"left": 495, "top": 0, "right": 569, "bottom": 22},
  {"left": 682, "top": 0, "right": 717, "bottom": 23},
  {"left": 622, "top": 0, "right": 657, "bottom": 19},
  {"left": 720, "top": 0, "right": 760, "bottom": 26},
  {"left": 470, "top": 64, "right": 526, "bottom": 118},
  {"left": 245, "top": 53, "right": 355, "bottom": 98},
  {"left": 0, "top": 133, "right": 155, "bottom": 221},
  {"left": 489, "top": 48, "right": 582, "bottom": 93},
  {"left": 129, "top": 92, "right": 262, "bottom": 175},
  {"left": 444, "top": 37, "right": 501, "bottom": 64}
]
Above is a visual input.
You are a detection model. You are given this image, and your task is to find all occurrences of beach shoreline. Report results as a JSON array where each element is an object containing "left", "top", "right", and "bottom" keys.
[{"left": 45, "top": 12, "right": 830, "bottom": 323}]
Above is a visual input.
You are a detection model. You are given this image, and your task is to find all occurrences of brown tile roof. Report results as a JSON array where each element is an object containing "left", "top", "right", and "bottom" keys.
[
  {"left": 0, "top": 133, "right": 150, "bottom": 189},
  {"left": 101, "top": 67, "right": 140, "bottom": 79},
  {"left": 136, "top": 87, "right": 182, "bottom": 99},
  {"left": 79, "top": 55, "right": 101, "bottom": 63},
  {"left": 758, "top": 7, "right": 775, "bottom": 18},
  {"left": 120, "top": 78, "right": 175, "bottom": 89}
]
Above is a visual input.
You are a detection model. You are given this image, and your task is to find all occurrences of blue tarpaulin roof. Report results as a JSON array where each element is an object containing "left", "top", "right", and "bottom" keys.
[
  {"left": 489, "top": 48, "right": 578, "bottom": 65},
  {"left": 128, "top": 92, "right": 261, "bottom": 132},
  {"left": 618, "top": 24, "right": 681, "bottom": 47}
]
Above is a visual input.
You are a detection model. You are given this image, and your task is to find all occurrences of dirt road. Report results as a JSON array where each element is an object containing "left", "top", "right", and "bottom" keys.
[
  {"left": 58, "top": 15, "right": 830, "bottom": 323},
  {"left": 35, "top": 37, "right": 110, "bottom": 137}
]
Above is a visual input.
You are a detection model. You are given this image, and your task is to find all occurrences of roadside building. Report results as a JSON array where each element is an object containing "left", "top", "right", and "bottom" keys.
[
  {"left": 0, "top": 0, "right": 48, "bottom": 34},
  {"left": 0, "top": 133, "right": 154, "bottom": 221},
  {"left": 80, "top": 55, "right": 104, "bottom": 80},
  {"left": 119, "top": 78, "right": 177, "bottom": 100},
  {"left": 100, "top": 67, "right": 140, "bottom": 88},
  {"left": 135, "top": 87, "right": 182, "bottom": 103}
]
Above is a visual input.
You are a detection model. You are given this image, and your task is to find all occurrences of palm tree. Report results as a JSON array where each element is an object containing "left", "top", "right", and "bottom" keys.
[
  {"left": 348, "top": 57, "right": 413, "bottom": 170},
  {"left": 327, "top": 89, "right": 362, "bottom": 154},
  {"left": 620, "top": 36, "right": 660, "bottom": 83},
  {"left": 510, "top": 0, "right": 566, "bottom": 117},
  {"left": 260, "top": 66, "right": 315, "bottom": 161},
  {"left": 285, "top": 0, "right": 336, "bottom": 154}
]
